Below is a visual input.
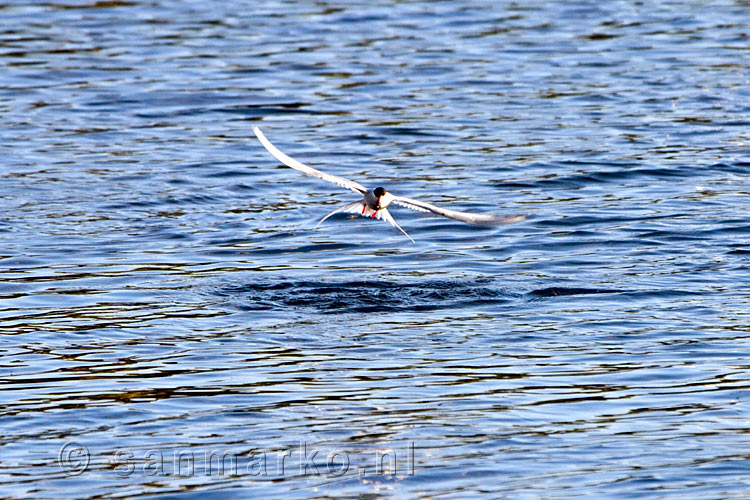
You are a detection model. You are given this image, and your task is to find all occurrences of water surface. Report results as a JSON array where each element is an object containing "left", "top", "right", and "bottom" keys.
[{"left": 2, "top": 1, "right": 750, "bottom": 498}]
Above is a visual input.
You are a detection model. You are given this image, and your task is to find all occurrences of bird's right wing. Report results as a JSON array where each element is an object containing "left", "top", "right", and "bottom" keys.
[
  {"left": 254, "top": 126, "right": 368, "bottom": 195},
  {"left": 392, "top": 195, "right": 526, "bottom": 225}
]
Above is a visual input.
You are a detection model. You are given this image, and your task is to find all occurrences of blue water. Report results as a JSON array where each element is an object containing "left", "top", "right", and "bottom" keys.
[{"left": 3, "top": 1, "right": 750, "bottom": 498}]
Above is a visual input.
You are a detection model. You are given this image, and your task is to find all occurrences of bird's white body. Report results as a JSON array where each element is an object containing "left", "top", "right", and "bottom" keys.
[{"left": 253, "top": 126, "right": 525, "bottom": 242}]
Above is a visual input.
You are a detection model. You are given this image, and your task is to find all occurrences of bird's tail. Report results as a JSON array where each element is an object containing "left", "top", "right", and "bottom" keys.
[
  {"left": 377, "top": 208, "right": 415, "bottom": 243},
  {"left": 314, "top": 201, "right": 364, "bottom": 229}
]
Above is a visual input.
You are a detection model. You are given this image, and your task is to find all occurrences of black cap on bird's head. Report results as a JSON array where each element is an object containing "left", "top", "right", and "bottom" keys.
[{"left": 373, "top": 187, "right": 386, "bottom": 198}]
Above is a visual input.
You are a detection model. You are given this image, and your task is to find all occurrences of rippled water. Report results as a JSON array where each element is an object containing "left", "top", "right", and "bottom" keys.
[{"left": 3, "top": 1, "right": 750, "bottom": 497}]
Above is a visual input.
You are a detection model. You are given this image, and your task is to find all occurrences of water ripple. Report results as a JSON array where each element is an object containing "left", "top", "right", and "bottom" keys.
[{"left": 3, "top": 0, "right": 750, "bottom": 498}]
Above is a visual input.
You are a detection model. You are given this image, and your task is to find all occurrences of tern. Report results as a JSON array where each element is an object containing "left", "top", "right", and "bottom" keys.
[{"left": 253, "top": 126, "right": 525, "bottom": 243}]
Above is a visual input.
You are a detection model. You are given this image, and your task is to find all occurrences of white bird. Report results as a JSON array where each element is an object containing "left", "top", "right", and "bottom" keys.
[{"left": 253, "top": 126, "right": 525, "bottom": 243}]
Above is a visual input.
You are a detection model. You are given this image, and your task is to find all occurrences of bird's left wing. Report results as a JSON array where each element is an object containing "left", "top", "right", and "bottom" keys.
[
  {"left": 392, "top": 195, "right": 525, "bottom": 226},
  {"left": 254, "top": 126, "right": 367, "bottom": 195}
]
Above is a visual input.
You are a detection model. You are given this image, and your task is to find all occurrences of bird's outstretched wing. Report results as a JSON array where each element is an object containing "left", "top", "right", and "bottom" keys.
[
  {"left": 392, "top": 195, "right": 526, "bottom": 225},
  {"left": 254, "top": 126, "right": 367, "bottom": 195}
]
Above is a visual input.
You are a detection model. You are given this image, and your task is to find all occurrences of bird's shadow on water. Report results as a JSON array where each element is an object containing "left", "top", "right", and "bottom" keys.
[{"left": 214, "top": 278, "right": 626, "bottom": 314}]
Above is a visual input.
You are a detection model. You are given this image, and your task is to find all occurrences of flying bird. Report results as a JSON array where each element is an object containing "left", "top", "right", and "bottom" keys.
[{"left": 253, "top": 126, "right": 525, "bottom": 242}]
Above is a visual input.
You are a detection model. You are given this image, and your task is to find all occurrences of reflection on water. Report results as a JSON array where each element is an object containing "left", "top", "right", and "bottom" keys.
[{"left": 2, "top": 0, "right": 750, "bottom": 497}]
